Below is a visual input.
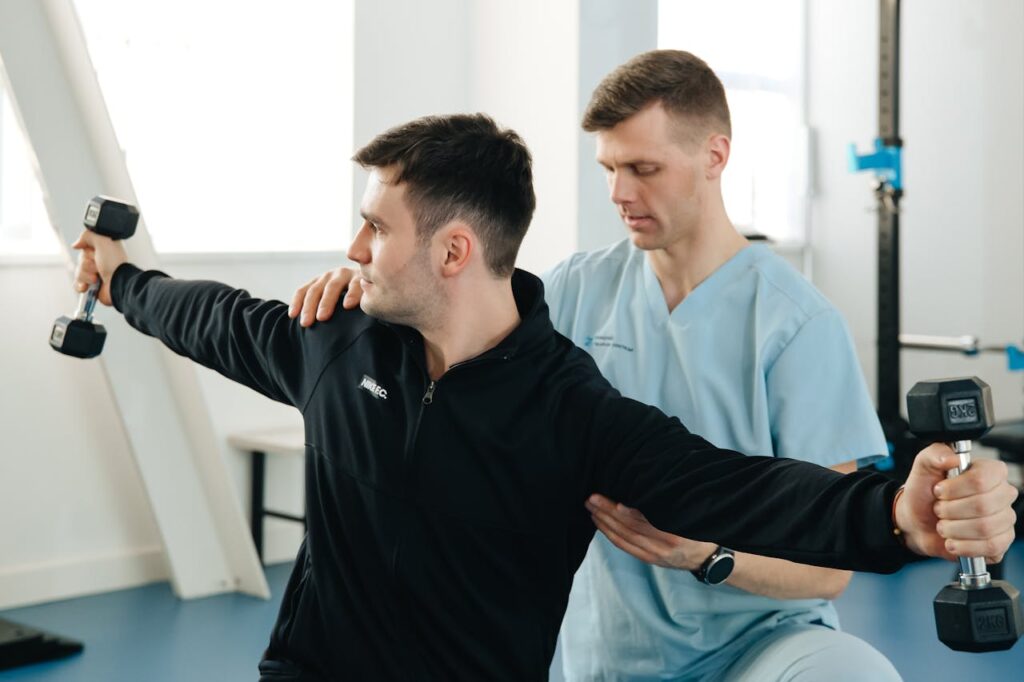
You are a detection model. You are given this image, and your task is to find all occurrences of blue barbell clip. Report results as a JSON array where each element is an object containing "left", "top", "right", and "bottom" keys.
[
  {"left": 1006, "top": 345, "right": 1024, "bottom": 371},
  {"left": 848, "top": 138, "right": 903, "bottom": 191}
]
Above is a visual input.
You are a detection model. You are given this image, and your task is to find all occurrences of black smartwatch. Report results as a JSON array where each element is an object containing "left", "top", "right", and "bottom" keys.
[{"left": 691, "top": 546, "right": 735, "bottom": 585}]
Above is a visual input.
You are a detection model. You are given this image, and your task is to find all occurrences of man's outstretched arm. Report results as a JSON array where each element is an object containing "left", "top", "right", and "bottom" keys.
[
  {"left": 73, "top": 230, "right": 352, "bottom": 409},
  {"left": 584, "top": 468, "right": 857, "bottom": 601},
  {"left": 572, "top": 377, "right": 1017, "bottom": 574}
]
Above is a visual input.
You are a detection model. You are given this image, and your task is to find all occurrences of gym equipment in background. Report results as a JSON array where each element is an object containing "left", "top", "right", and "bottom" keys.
[
  {"left": 847, "top": 0, "right": 911, "bottom": 477},
  {"left": 49, "top": 196, "right": 138, "bottom": 358},
  {"left": 0, "top": 621, "right": 82, "bottom": 672},
  {"left": 848, "top": 0, "right": 1024, "bottom": 480},
  {"left": 907, "top": 377, "right": 1022, "bottom": 652}
]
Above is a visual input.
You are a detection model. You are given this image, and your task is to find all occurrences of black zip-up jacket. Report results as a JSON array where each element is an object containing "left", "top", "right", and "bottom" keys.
[{"left": 111, "top": 264, "right": 914, "bottom": 681}]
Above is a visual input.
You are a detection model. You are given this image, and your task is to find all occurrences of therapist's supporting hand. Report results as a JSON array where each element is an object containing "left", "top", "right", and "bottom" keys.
[
  {"left": 585, "top": 494, "right": 717, "bottom": 571},
  {"left": 289, "top": 266, "right": 362, "bottom": 327},
  {"left": 896, "top": 443, "right": 1017, "bottom": 564}
]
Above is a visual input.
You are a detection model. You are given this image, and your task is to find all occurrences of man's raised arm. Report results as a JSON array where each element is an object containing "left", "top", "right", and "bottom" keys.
[
  {"left": 74, "top": 230, "right": 359, "bottom": 410},
  {"left": 565, "top": 370, "right": 1017, "bottom": 574}
]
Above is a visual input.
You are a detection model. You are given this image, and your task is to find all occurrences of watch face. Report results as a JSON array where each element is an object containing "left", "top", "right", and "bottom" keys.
[{"left": 704, "top": 552, "right": 735, "bottom": 585}]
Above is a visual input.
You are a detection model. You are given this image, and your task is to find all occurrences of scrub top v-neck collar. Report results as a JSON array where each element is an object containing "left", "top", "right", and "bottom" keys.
[{"left": 641, "top": 243, "right": 770, "bottom": 325}]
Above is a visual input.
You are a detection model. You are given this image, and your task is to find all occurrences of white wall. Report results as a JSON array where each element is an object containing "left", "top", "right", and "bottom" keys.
[
  {"left": 808, "top": 0, "right": 1024, "bottom": 422},
  {"left": 470, "top": 0, "right": 580, "bottom": 274},
  {"left": 0, "top": 254, "right": 340, "bottom": 609},
  {"left": 352, "top": 0, "right": 580, "bottom": 275},
  {"left": 351, "top": 0, "right": 472, "bottom": 230},
  {"left": 0, "top": 262, "right": 167, "bottom": 606}
]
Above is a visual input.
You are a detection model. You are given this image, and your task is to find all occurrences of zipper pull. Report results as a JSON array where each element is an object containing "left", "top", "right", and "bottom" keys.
[{"left": 422, "top": 380, "right": 436, "bottom": 405}]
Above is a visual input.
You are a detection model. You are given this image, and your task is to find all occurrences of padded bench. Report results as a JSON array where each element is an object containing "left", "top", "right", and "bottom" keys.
[
  {"left": 979, "top": 420, "right": 1024, "bottom": 540},
  {"left": 227, "top": 426, "right": 306, "bottom": 564},
  {"left": 979, "top": 419, "right": 1024, "bottom": 466}
]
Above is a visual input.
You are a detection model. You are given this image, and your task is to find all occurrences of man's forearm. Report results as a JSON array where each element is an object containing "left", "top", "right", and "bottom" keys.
[
  {"left": 725, "top": 552, "right": 851, "bottom": 601},
  {"left": 721, "top": 462, "right": 856, "bottom": 600}
]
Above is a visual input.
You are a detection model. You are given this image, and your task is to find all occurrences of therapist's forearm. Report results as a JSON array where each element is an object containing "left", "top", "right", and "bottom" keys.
[
  {"left": 721, "top": 459, "right": 857, "bottom": 599},
  {"left": 724, "top": 552, "right": 852, "bottom": 600}
]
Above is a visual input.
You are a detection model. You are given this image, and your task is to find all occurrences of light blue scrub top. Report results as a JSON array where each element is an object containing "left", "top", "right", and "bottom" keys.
[{"left": 542, "top": 240, "right": 888, "bottom": 681}]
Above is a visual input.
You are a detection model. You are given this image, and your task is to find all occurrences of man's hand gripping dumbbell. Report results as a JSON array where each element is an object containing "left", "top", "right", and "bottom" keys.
[
  {"left": 908, "top": 377, "right": 1023, "bottom": 652},
  {"left": 50, "top": 196, "right": 138, "bottom": 358}
]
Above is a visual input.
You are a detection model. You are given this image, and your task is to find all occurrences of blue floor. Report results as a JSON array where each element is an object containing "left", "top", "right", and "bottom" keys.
[
  {"left": 0, "top": 564, "right": 291, "bottom": 682},
  {"left": 2, "top": 545, "right": 1023, "bottom": 681}
]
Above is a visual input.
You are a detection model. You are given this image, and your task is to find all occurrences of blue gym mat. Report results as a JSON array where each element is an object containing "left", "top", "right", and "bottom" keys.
[{"left": 2, "top": 543, "right": 1022, "bottom": 681}]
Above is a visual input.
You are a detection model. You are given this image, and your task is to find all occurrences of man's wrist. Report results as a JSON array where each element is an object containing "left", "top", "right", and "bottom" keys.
[
  {"left": 891, "top": 484, "right": 907, "bottom": 546},
  {"left": 891, "top": 484, "right": 928, "bottom": 555}
]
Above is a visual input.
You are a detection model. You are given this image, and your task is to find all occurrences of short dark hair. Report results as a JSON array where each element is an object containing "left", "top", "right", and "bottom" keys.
[
  {"left": 582, "top": 50, "right": 731, "bottom": 141},
  {"left": 353, "top": 114, "right": 535, "bottom": 278}
]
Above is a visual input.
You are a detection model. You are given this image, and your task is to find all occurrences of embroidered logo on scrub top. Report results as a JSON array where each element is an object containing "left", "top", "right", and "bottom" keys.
[
  {"left": 358, "top": 374, "right": 389, "bottom": 400},
  {"left": 581, "top": 335, "right": 634, "bottom": 352}
]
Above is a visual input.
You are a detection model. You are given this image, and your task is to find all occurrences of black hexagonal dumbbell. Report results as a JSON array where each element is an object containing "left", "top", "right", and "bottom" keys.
[
  {"left": 49, "top": 196, "right": 138, "bottom": 358},
  {"left": 907, "top": 377, "right": 1023, "bottom": 652}
]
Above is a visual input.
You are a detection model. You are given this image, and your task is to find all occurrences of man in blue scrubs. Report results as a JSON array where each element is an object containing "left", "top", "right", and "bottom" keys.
[
  {"left": 292, "top": 51, "right": 904, "bottom": 680},
  {"left": 545, "top": 50, "right": 900, "bottom": 681}
]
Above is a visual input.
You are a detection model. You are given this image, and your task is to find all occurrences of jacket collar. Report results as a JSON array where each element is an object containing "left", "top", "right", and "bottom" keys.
[
  {"left": 384, "top": 268, "right": 554, "bottom": 362},
  {"left": 500, "top": 268, "right": 555, "bottom": 359}
]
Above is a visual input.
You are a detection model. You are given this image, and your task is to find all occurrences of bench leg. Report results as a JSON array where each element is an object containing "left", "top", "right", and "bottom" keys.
[{"left": 251, "top": 450, "right": 266, "bottom": 564}]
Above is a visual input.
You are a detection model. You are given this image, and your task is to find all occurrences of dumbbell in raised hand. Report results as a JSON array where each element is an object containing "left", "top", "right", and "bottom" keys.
[
  {"left": 907, "top": 377, "right": 1023, "bottom": 652},
  {"left": 49, "top": 196, "right": 138, "bottom": 358}
]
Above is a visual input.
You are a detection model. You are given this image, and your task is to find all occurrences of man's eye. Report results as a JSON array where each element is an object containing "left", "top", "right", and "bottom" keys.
[{"left": 634, "top": 166, "right": 657, "bottom": 176}]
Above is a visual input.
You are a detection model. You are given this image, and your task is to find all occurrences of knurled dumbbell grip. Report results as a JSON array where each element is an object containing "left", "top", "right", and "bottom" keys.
[
  {"left": 72, "top": 281, "right": 100, "bottom": 322},
  {"left": 947, "top": 439, "right": 991, "bottom": 588}
]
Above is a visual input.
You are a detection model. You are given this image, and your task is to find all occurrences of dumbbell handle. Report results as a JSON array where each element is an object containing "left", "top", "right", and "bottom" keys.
[
  {"left": 948, "top": 439, "right": 991, "bottom": 588},
  {"left": 73, "top": 281, "right": 100, "bottom": 322}
]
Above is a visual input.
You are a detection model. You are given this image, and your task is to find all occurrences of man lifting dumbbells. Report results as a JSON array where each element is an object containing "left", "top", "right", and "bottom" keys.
[{"left": 66, "top": 114, "right": 1018, "bottom": 681}]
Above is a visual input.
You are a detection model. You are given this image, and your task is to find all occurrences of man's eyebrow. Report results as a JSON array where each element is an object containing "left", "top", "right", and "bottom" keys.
[
  {"left": 360, "top": 211, "right": 388, "bottom": 227},
  {"left": 595, "top": 156, "right": 662, "bottom": 168}
]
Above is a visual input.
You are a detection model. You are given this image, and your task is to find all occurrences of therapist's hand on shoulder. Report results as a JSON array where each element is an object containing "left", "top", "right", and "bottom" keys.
[{"left": 289, "top": 266, "right": 362, "bottom": 327}]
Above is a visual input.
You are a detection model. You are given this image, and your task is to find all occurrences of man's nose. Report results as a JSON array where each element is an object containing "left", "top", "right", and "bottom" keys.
[
  {"left": 346, "top": 223, "right": 372, "bottom": 264},
  {"left": 608, "top": 171, "right": 636, "bottom": 206}
]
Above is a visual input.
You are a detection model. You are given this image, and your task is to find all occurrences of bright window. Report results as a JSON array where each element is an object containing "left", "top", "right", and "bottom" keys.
[
  {"left": 0, "top": 84, "right": 59, "bottom": 255},
  {"left": 70, "top": 0, "right": 354, "bottom": 253},
  {"left": 658, "top": 0, "right": 808, "bottom": 242}
]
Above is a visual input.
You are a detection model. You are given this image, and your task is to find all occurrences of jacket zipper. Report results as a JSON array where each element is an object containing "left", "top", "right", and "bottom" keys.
[
  {"left": 389, "top": 358, "right": 507, "bottom": 576},
  {"left": 391, "top": 377, "right": 437, "bottom": 576}
]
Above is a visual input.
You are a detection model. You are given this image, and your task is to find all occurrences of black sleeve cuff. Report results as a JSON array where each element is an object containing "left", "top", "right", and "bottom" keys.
[
  {"left": 872, "top": 479, "right": 921, "bottom": 570},
  {"left": 110, "top": 262, "right": 143, "bottom": 313},
  {"left": 110, "top": 262, "right": 173, "bottom": 313}
]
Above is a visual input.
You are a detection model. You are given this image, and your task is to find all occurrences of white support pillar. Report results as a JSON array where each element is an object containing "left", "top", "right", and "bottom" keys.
[{"left": 0, "top": 0, "right": 268, "bottom": 599}]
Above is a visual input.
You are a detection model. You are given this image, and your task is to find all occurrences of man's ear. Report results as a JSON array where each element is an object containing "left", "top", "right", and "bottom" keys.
[
  {"left": 437, "top": 222, "right": 474, "bottom": 278},
  {"left": 705, "top": 133, "right": 731, "bottom": 181}
]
